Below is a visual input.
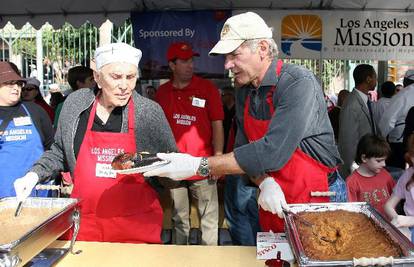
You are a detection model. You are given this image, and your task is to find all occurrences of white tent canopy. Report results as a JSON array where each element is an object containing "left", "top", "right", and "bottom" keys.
[{"left": 1, "top": 0, "right": 413, "bottom": 28}]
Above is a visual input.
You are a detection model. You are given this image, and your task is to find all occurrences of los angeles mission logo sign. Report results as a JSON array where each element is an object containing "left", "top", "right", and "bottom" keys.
[{"left": 335, "top": 18, "right": 411, "bottom": 47}]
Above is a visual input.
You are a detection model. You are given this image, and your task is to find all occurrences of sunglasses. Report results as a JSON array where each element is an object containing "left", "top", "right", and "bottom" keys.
[{"left": 22, "top": 87, "right": 37, "bottom": 92}]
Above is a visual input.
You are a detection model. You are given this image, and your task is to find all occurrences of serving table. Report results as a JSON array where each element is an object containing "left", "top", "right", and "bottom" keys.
[{"left": 48, "top": 241, "right": 266, "bottom": 267}]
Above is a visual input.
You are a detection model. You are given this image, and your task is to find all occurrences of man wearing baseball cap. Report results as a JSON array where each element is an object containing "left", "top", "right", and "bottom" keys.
[
  {"left": 379, "top": 69, "right": 414, "bottom": 169},
  {"left": 155, "top": 41, "right": 224, "bottom": 245},
  {"left": 145, "top": 12, "right": 341, "bottom": 234}
]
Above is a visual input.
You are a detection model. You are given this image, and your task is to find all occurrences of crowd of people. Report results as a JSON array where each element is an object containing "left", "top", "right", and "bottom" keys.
[
  {"left": 327, "top": 64, "right": 414, "bottom": 241},
  {"left": 1, "top": 11, "right": 414, "bottom": 246}
]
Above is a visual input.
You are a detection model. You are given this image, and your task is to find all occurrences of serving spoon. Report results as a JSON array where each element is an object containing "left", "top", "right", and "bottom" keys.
[{"left": 14, "top": 201, "right": 23, "bottom": 217}]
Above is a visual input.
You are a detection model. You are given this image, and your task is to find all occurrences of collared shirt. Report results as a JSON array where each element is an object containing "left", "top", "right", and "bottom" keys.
[
  {"left": 233, "top": 59, "right": 341, "bottom": 178},
  {"left": 356, "top": 88, "right": 377, "bottom": 135},
  {"left": 156, "top": 75, "right": 224, "bottom": 157},
  {"left": 354, "top": 88, "right": 369, "bottom": 108}
]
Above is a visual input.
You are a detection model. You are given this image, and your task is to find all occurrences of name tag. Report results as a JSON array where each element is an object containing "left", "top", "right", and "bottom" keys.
[
  {"left": 95, "top": 163, "right": 117, "bottom": 178},
  {"left": 192, "top": 97, "right": 206, "bottom": 108},
  {"left": 13, "top": 116, "right": 32, "bottom": 126}
]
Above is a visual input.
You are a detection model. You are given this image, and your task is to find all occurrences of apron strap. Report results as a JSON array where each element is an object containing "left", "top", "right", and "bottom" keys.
[
  {"left": 87, "top": 97, "right": 99, "bottom": 130},
  {"left": 265, "top": 60, "right": 283, "bottom": 115},
  {"left": 276, "top": 59, "right": 283, "bottom": 76}
]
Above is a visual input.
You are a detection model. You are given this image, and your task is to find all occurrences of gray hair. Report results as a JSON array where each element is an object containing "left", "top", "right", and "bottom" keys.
[{"left": 244, "top": 39, "right": 279, "bottom": 59}]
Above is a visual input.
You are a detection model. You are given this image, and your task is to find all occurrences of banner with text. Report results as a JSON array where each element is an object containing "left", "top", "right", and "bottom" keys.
[
  {"left": 237, "top": 10, "right": 414, "bottom": 60},
  {"left": 131, "top": 11, "right": 230, "bottom": 79}
]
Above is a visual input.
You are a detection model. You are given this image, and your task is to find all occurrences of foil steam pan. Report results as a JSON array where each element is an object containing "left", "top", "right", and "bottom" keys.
[
  {"left": 0, "top": 197, "right": 78, "bottom": 267},
  {"left": 284, "top": 202, "right": 414, "bottom": 266}
]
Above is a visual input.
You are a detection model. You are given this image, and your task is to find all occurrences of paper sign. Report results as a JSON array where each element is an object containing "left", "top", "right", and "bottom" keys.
[
  {"left": 95, "top": 163, "right": 117, "bottom": 178},
  {"left": 256, "top": 232, "right": 294, "bottom": 263}
]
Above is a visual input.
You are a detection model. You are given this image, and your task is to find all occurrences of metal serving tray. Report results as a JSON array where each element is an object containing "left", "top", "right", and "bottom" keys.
[
  {"left": 284, "top": 202, "right": 414, "bottom": 267},
  {"left": 0, "top": 197, "right": 79, "bottom": 267}
]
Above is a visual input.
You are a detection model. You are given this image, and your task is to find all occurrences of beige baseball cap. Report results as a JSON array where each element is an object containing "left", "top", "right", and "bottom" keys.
[{"left": 209, "top": 12, "right": 273, "bottom": 56}]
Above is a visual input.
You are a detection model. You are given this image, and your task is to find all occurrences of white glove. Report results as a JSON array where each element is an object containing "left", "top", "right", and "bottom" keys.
[
  {"left": 391, "top": 215, "right": 414, "bottom": 228},
  {"left": 258, "top": 177, "right": 287, "bottom": 218},
  {"left": 14, "top": 172, "right": 39, "bottom": 202},
  {"left": 143, "top": 153, "right": 201, "bottom": 180}
]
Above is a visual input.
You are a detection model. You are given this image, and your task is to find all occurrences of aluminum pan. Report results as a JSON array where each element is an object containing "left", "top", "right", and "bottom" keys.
[
  {"left": 0, "top": 197, "right": 78, "bottom": 267},
  {"left": 284, "top": 202, "right": 414, "bottom": 267}
]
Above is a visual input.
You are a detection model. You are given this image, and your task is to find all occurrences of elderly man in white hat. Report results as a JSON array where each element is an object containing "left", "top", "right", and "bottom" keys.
[
  {"left": 379, "top": 69, "right": 414, "bottom": 170},
  {"left": 14, "top": 43, "right": 177, "bottom": 243},
  {"left": 144, "top": 12, "right": 342, "bottom": 233}
]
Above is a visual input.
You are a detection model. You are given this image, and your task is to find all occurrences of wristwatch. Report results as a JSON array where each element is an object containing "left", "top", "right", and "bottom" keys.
[{"left": 197, "top": 157, "right": 210, "bottom": 177}]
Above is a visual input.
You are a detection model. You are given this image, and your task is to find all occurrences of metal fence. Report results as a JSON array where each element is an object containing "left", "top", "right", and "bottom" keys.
[{"left": 0, "top": 20, "right": 134, "bottom": 95}]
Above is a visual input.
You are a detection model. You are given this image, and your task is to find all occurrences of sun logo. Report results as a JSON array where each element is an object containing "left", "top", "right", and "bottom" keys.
[{"left": 281, "top": 15, "right": 322, "bottom": 56}]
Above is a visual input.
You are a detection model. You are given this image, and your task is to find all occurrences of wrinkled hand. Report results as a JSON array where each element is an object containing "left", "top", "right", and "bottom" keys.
[
  {"left": 391, "top": 215, "right": 414, "bottom": 228},
  {"left": 143, "top": 153, "right": 201, "bottom": 180},
  {"left": 14, "top": 172, "right": 39, "bottom": 202},
  {"left": 258, "top": 177, "right": 287, "bottom": 218}
]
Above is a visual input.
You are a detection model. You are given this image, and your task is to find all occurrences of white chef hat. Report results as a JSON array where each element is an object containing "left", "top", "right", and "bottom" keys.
[{"left": 94, "top": 43, "right": 142, "bottom": 70}]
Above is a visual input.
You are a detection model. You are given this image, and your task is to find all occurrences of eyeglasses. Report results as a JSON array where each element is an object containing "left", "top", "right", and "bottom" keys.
[{"left": 3, "top": 81, "right": 25, "bottom": 87}]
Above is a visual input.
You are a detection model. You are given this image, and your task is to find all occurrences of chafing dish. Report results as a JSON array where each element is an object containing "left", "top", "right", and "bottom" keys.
[
  {"left": 0, "top": 197, "right": 80, "bottom": 267},
  {"left": 284, "top": 202, "right": 414, "bottom": 266}
]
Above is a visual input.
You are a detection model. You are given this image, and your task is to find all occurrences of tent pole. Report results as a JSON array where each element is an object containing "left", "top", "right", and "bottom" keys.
[{"left": 36, "top": 28, "right": 44, "bottom": 91}]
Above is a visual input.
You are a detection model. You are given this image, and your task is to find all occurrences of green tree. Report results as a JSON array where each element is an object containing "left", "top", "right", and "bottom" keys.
[{"left": 12, "top": 22, "right": 99, "bottom": 66}]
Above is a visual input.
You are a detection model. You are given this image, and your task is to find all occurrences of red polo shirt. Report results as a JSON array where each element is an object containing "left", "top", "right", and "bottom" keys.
[{"left": 156, "top": 75, "right": 224, "bottom": 180}]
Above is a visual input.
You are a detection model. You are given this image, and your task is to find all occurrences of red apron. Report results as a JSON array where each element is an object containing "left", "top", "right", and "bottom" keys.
[
  {"left": 244, "top": 60, "right": 331, "bottom": 233},
  {"left": 64, "top": 97, "right": 162, "bottom": 243}
]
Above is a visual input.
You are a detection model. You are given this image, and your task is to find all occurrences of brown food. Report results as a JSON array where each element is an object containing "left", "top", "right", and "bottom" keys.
[
  {"left": 111, "top": 152, "right": 162, "bottom": 170},
  {"left": 111, "top": 152, "right": 135, "bottom": 170},
  {"left": 0, "top": 207, "right": 61, "bottom": 244},
  {"left": 295, "top": 210, "right": 402, "bottom": 260}
]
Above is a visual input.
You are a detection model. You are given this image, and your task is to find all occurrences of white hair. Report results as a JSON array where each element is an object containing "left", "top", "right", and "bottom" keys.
[{"left": 244, "top": 39, "right": 279, "bottom": 59}]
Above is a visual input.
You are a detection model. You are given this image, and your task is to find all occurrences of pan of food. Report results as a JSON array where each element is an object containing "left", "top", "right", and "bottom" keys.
[
  {"left": 111, "top": 152, "right": 170, "bottom": 174},
  {"left": 283, "top": 202, "right": 414, "bottom": 266},
  {"left": 0, "top": 197, "right": 79, "bottom": 267}
]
